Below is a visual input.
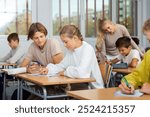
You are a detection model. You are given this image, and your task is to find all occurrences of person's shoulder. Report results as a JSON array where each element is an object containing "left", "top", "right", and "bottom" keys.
[
  {"left": 116, "top": 24, "right": 126, "bottom": 29},
  {"left": 145, "top": 49, "right": 150, "bottom": 55},
  {"left": 82, "top": 41, "right": 95, "bottom": 53},
  {"left": 131, "top": 49, "right": 139, "bottom": 53},
  {"left": 83, "top": 41, "right": 93, "bottom": 48}
]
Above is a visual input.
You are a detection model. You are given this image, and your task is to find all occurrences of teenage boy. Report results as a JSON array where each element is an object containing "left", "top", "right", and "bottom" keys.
[{"left": 0, "top": 33, "right": 25, "bottom": 99}]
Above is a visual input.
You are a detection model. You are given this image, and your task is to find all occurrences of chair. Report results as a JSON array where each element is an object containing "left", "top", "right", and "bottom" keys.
[{"left": 99, "top": 63, "right": 113, "bottom": 88}]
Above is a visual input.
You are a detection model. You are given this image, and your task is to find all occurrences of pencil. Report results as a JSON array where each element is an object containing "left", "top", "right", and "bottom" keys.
[{"left": 122, "top": 77, "right": 131, "bottom": 89}]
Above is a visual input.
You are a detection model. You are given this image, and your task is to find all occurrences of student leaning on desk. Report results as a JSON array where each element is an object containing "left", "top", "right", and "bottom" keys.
[
  {"left": 119, "top": 18, "right": 150, "bottom": 94},
  {"left": 40, "top": 24, "right": 104, "bottom": 89},
  {"left": 20, "top": 22, "right": 64, "bottom": 73},
  {"left": 0, "top": 33, "right": 25, "bottom": 99}
]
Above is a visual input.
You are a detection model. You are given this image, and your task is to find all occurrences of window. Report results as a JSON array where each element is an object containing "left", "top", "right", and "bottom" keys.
[
  {"left": 85, "top": 0, "right": 111, "bottom": 37},
  {"left": 116, "top": 0, "right": 133, "bottom": 35},
  {"left": 52, "top": 0, "right": 112, "bottom": 37},
  {"left": 0, "top": 0, "right": 31, "bottom": 35},
  {"left": 52, "top": 0, "right": 80, "bottom": 35}
]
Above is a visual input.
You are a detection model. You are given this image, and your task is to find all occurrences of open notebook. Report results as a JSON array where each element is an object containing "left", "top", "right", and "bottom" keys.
[{"left": 3, "top": 67, "right": 26, "bottom": 75}]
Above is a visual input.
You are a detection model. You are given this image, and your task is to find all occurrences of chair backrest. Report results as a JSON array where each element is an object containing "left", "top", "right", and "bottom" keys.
[
  {"left": 99, "top": 63, "right": 112, "bottom": 88},
  {"left": 105, "top": 64, "right": 113, "bottom": 88}
]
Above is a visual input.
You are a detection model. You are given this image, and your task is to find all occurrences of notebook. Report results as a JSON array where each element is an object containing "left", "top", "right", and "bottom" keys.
[
  {"left": 3, "top": 67, "right": 26, "bottom": 75},
  {"left": 114, "top": 89, "right": 144, "bottom": 97}
]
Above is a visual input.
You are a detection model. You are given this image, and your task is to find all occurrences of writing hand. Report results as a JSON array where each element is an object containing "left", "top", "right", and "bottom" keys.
[{"left": 119, "top": 82, "right": 134, "bottom": 94}]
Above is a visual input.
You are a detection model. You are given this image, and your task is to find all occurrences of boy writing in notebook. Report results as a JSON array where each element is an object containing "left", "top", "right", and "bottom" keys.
[
  {"left": 108, "top": 36, "right": 141, "bottom": 68},
  {"left": 119, "top": 18, "right": 150, "bottom": 94},
  {"left": 0, "top": 33, "right": 25, "bottom": 99}
]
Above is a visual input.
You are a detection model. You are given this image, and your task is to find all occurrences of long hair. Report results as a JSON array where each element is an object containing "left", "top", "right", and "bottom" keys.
[{"left": 96, "top": 18, "right": 109, "bottom": 51}]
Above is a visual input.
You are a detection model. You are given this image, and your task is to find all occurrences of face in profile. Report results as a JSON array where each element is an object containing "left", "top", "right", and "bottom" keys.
[
  {"left": 118, "top": 46, "right": 131, "bottom": 56},
  {"left": 32, "top": 32, "right": 46, "bottom": 48},
  {"left": 60, "top": 34, "right": 76, "bottom": 50},
  {"left": 102, "top": 22, "right": 114, "bottom": 33},
  {"left": 8, "top": 40, "right": 18, "bottom": 49}
]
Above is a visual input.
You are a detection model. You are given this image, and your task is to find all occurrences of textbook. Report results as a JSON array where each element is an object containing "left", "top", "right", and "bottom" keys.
[
  {"left": 2, "top": 67, "right": 26, "bottom": 75},
  {"left": 112, "top": 62, "right": 128, "bottom": 69}
]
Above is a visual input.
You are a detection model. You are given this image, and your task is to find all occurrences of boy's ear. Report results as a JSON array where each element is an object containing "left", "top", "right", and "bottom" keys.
[
  {"left": 128, "top": 45, "right": 132, "bottom": 49},
  {"left": 73, "top": 35, "right": 78, "bottom": 40}
]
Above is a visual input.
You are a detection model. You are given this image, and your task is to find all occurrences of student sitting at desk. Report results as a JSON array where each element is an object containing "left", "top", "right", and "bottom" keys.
[
  {"left": 20, "top": 22, "right": 64, "bottom": 72},
  {"left": 40, "top": 24, "right": 104, "bottom": 89},
  {"left": 108, "top": 36, "right": 141, "bottom": 68},
  {"left": 0, "top": 33, "right": 25, "bottom": 99},
  {"left": 108, "top": 36, "right": 141, "bottom": 86},
  {"left": 119, "top": 18, "right": 150, "bottom": 94}
]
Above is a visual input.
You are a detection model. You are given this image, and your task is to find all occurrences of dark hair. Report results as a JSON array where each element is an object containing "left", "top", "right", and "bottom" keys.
[
  {"left": 59, "top": 24, "right": 83, "bottom": 41},
  {"left": 131, "top": 36, "right": 139, "bottom": 45},
  {"left": 27, "top": 22, "right": 47, "bottom": 40},
  {"left": 7, "top": 33, "right": 19, "bottom": 43},
  {"left": 145, "top": 47, "right": 150, "bottom": 52},
  {"left": 115, "top": 36, "right": 131, "bottom": 48}
]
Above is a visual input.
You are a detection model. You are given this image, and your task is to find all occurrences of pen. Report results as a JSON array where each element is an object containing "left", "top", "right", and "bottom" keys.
[{"left": 122, "top": 77, "right": 131, "bottom": 89}]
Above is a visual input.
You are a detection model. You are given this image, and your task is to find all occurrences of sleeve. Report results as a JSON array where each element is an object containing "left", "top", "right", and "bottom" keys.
[
  {"left": 24, "top": 44, "right": 34, "bottom": 62},
  {"left": 46, "top": 53, "right": 70, "bottom": 75},
  {"left": 125, "top": 50, "right": 150, "bottom": 89},
  {"left": 50, "top": 39, "right": 63, "bottom": 56},
  {"left": 132, "top": 50, "right": 141, "bottom": 61},
  {"left": 101, "top": 38, "right": 106, "bottom": 56},
  {"left": 7, "top": 46, "right": 25, "bottom": 64},
  {"left": 0, "top": 51, "right": 11, "bottom": 62},
  {"left": 64, "top": 46, "right": 94, "bottom": 78}
]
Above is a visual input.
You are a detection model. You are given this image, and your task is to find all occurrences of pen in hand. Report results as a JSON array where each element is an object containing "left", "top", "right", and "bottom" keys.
[{"left": 122, "top": 77, "right": 131, "bottom": 89}]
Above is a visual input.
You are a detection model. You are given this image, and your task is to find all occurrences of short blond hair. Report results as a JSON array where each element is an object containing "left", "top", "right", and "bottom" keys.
[{"left": 142, "top": 18, "right": 150, "bottom": 33}]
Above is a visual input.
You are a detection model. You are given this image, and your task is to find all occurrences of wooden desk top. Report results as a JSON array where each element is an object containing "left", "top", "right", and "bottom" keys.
[
  {"left": 112, "top": 67, "right": 135, "bottom": 74},
  {"left": 67, "top": 88, "right": 150, "bottom": 100},
  {"left": 16, "top": 73, "right": 96, "bottom": 86}
]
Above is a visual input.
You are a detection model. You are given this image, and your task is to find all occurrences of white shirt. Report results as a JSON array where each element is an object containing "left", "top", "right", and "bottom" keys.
[
  {"left": 118, "top": 49, "right": 141, "bottom": 65},
  {"left": 0, "top": 45, "right": 25, "bottom": 66},
  {"left": 46, "top": 41, "right": 104, "bottom": 88}
]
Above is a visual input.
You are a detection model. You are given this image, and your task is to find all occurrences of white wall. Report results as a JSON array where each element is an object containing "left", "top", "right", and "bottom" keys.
[{"left": 137, "top": 0, "right": 150, "bottom": 48}]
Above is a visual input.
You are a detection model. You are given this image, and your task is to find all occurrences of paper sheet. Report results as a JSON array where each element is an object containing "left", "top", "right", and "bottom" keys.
[{"left": 114, "top": 89, "right": 144, "bottom": 97}]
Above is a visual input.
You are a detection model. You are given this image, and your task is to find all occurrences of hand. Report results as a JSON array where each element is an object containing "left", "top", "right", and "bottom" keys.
[
  {"left": 39, "top": 67, "right": 48, "bottom": 75},
  {"left": 58, "top": 71, "right": 64, "bottom": 76},
  {"left": 106, "top": 60, "right": 112, "bottom": 65},
  {"left": 119, "top": 82, "right": 134, "bottom": 94},
  {"left": 27, "top": 64, "right": 41, "bottom": 74},
  {"left": 140, "top": 83, "right": 150, "bottom": 94}
]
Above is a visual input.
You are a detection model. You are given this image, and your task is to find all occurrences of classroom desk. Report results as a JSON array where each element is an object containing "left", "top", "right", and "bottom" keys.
[
  {"left": 16, "top": 73, "right": 96, "bottom": 100},
  {"left": 0, "top": 62, "right": 16, "bottom": 100},
  {"left": 67, "top": 88, "right": 150, "bottom": 100},
  {"left": 112, "top": 67, "right": 135, "bottom": 74}
]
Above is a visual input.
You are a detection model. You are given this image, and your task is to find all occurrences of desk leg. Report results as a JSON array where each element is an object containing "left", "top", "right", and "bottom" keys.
[
  {"left": 20, "top": 80, "right": 23, "bottom": 100},
  {"left": 17, "top": 78, "right": 20, "bottom": 100},
  {"left": 2, "top": 73, "right": 6, "bottom": 100},
  {"left": 42, "top": 87, "right": 47, "bottom": 100}
]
